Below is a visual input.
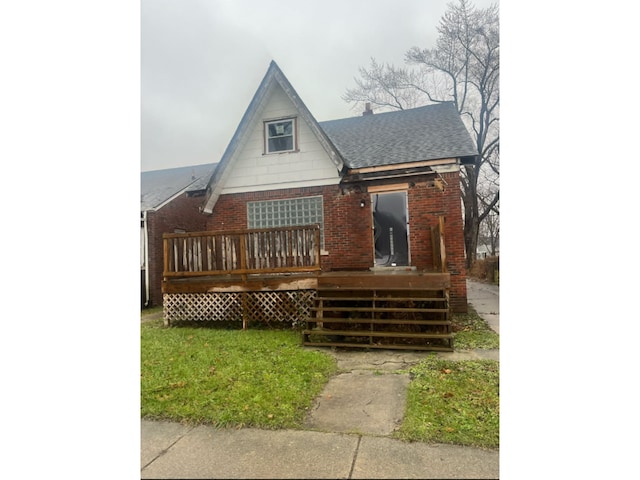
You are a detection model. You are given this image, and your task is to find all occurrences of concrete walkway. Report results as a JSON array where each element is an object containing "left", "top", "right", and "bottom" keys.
[
  {"left": 141, "top": 279, "right": 500, "bottom": 479},
  {"left": 466, "top": 279, "right": 500, "bottom": 334}
]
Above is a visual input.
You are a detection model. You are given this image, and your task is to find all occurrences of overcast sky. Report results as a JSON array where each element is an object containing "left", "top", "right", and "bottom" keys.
[{"left": 141, "top": 0, "right": 498, "bottom": 172}]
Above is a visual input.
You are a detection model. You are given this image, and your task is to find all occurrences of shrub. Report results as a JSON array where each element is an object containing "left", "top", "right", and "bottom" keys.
[{"left": 469, "top": 256, "right": 499, "bottom": 284}]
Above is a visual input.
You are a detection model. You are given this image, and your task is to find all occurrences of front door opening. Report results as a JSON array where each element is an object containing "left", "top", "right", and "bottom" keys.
[{"left": 372, "top": 191, "right": 409, "bottom": 267}]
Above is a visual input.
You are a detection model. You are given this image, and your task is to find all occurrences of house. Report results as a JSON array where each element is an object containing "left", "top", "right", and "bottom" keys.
[
  {"left": 161, "top": 61, "right": 478, "bottom": 351},
  {"left": 141, "top": 162, "right": 216, "bottom": 308}
]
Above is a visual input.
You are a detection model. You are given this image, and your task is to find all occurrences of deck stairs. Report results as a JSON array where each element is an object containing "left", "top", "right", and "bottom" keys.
[{"left": 303, "top": 275, "right": 453, "bottom": 352}]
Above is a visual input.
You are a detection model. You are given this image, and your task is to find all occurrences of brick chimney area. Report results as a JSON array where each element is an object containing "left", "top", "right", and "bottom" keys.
[{"left": 362, "top": 102, "right": 373, "bottom": 116}]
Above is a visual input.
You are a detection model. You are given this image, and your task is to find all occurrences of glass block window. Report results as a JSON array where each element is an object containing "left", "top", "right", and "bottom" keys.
[
  {"left": 247, "top": 196, "right": 324, "bottom": 245},
  {"left": 265, "top": 118, "right": 296, "bottom": 153}
]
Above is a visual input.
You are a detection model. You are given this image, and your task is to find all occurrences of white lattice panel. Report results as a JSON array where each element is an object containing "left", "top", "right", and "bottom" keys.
[{"left": 163, "top": 291, "right": 315, "bottom": 326}]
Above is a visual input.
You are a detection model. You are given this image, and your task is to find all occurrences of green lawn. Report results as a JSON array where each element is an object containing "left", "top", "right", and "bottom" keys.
[
  {"left": 141, "top": 320, "right": 336, "bottom": 429},
  {"left": 397, "top": 355, "right": 499, "bottom": 448},
  {"left": 141, "top": 304, "right": 499, "bottom": 448},
  {"left": 452, "top": 307, "right": 500, "bottom": 350}
]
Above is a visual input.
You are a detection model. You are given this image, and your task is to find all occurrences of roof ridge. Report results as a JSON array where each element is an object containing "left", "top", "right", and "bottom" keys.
[{"left": 319, "top": 102, "right": 456, "bottom": 125}]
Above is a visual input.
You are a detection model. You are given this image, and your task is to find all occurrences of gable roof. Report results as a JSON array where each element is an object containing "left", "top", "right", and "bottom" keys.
[
  {"left": 201, "top": 61, "right": 345, "bottom": 214},
  {"left": 320, "top": 102, "right": 478, "bottom": 169},
  {"left": 141, "top": 162, "right": 217, "bottom": 212},
  {"left": 201, "top": 62, "right": 479, "bottom": 215}
]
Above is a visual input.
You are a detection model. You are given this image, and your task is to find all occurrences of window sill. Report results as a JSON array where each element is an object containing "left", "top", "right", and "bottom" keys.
[{"left": 263, "top": 149, "right": 300, "bottom": 156}]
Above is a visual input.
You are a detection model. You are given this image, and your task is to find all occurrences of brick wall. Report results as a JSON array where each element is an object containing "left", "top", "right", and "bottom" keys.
[
  {"left": 406, "top": 172, "right": 468, "bottom": 312},
  {"left": 204, "top": 185, "right": 374, "bottom": 271},
  {"left": 205, "top": 173, "right": 468, "bottom": 312},
  {"left": 145, "top": 193, "right": 209, "bottom": 307}
]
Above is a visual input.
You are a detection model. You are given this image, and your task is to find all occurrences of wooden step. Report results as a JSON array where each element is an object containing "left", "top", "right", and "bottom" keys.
[
  {"left": 306, "top": 279, "right": 452, "bottom": 352},
  {"left": 307, "top": 317, "right": 451, "bottom": 326},
  {"left": 302, "top": 329, "right": 453, "bottom": 339},
  {"left": 311, "top": 306, "right": 448, "bottom": 314},
  {"left": 302, "top": 341, "right": 453, "bottom": 352},
  {"left": 317, "top": 273, "right": 450, "bottom": 290},
  {"left": 315, "top": 296, "right": 448, "bottom": 302}
]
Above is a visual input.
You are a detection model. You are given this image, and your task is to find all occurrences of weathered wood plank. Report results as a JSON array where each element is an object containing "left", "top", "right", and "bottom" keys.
[
  {"left": 302, "top": 329, "right": 453, "bottom": 339},
  {"left": 438, "top": 215, "right": 447, "bottom": 273},
  {"left": 162, "top": 225, "right": 319, "bottom": 239},
  {"left": 301, "top": 341, "right": 453, "bottom": 352},
  {"left": 306, "top": 318, "right": 451, "bottom": 326},
  {"left": 163, "top": 225, "right": 321, "bottom": 279},
  {"left": 164, "top": 264, "right": 320, "bottom": 278},
  {"left": 164, "top": 271, "right": 448, "bottom": 294},
  {"left": 317, "top": 273, "right": 450, "bottom": 290},
  {"left": 311, "top": 306, "right": 449, "bottom": 313},
  {"left": 315, "top": 296, "right": 447, "bottom": 302},
  {"left": 162, "top": 274, "right": 319, "bottom": 294}
]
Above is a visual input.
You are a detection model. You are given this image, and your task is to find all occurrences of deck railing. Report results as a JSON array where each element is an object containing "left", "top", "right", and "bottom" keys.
[
  {"left": 431, "top": 216, "right": 448, "bottom": 273},
  {"left": 163, "top": 225, "right": 321, "bottom": 278}
]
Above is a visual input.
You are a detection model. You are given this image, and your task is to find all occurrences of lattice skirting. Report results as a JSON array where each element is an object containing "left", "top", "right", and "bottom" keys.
[{"left": 163, "top": 291, "right": 316, "bottom": 326}]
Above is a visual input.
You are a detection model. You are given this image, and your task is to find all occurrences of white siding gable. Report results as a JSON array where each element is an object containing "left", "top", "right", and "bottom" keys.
[{"left": 222, "top": 83, "right": 341, "bottom": 194}]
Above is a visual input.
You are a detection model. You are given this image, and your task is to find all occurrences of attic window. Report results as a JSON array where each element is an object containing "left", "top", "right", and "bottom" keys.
[{"left": 265, "top": 118, "right": 296, "bottom": 153}]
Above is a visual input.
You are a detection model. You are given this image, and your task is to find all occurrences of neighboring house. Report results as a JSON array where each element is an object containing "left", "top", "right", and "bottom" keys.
[
  {"left": 161, "top": 61, "right": 478, "bottom": 350},
  {"left": 141, "top": 163, "right": 216, "bottom": 308}
]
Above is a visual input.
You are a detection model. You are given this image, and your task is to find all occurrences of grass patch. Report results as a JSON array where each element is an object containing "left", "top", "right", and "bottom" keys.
[
  {"left": 141, "top": 321, "right": 337, "bottom": 429},
  {"left": 397, "top": 355, "right": 499, "bottom": 448},
  {"left": 452, "top": 306, "right": 499, "bottom": 350}
]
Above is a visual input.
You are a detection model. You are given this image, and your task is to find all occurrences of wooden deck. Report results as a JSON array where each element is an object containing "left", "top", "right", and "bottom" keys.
[{"left": 161, "top": 226, "right": 453, "bottom": 351}]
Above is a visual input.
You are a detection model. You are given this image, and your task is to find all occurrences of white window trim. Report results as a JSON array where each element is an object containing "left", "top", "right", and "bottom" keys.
[{"left": 264, "top": 117, "right": 297, "bottom": 154}]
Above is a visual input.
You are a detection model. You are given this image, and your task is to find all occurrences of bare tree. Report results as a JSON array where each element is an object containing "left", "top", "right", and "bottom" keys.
[
  {"left": 477, "top": 163, "right": 500, "bottom": 256},
  {"left": 343, "top": 0, "right": 499, "bottom": 269}
]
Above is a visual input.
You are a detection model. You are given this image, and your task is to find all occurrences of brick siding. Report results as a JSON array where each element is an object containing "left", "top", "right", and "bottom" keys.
[
  {"left": 145, "top": 193, "right": 209, "bottom": 307},
  {"left": 204, "top": 172, "right": 468, "bottom": 312}
]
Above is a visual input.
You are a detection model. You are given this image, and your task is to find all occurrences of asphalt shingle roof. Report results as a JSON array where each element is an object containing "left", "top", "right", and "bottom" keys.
[
  {"left": 141, "top": 163, "right": 217, "bottom": 211},
  {"left": 319, "top": 102, "right": 477, "bottom": 169}
]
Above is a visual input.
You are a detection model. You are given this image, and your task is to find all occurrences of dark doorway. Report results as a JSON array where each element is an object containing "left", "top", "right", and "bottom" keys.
[{"left": 372, "top": 191, "right": 409, "bottom": 267}]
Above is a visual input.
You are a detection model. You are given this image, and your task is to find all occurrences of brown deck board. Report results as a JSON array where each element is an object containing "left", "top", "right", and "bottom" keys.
[{"left": 163, "top": 270, "right": 450, "bottom": 294}]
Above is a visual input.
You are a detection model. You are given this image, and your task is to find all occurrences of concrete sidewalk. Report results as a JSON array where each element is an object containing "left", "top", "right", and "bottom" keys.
[
  {"left": 142, "top": 421, "right": 498, "bottom": 479},
  {"left": 141, "top": 279, "right": 500, "bottom": 479}
]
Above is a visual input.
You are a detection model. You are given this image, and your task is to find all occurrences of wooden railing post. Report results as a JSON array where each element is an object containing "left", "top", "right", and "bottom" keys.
[
  {"left": 239, "top": 234, "right": 247, "bottom": 282},
  {"left": 163, "top": 236, "right": 169, "bottom": 279},
  {"left": 438, "top": 216, "right": 447, "bottom": 273},
  {"left": 314, "top": 225, "right": 321, "bottom": 268}
]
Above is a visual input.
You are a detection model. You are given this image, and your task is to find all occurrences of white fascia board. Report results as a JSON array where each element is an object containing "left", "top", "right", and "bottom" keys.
[
  {"left": 273, "top": 69, "right": 344, "bottom": 172},
  {"left": 221, "top": 177, "right": 340, "bottom": 195},
  {"left": 431, "top": 164, "right": 461, "bottom": 174},
  {"left": 297, "top": 110, "right": 344, "bottom": 172}
]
